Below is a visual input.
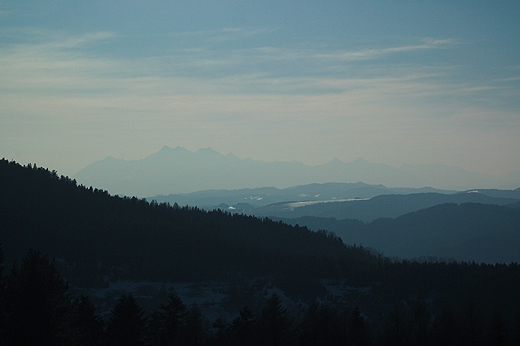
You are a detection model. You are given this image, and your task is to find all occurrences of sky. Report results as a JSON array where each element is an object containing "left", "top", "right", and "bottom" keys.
[{"left": 1, "top": 1, "right": 520, "bottom": 180}]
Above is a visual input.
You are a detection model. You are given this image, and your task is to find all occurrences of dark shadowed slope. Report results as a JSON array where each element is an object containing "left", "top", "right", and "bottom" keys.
[{"left": 0, "top": 159, "right": 373, "bottom": 283}]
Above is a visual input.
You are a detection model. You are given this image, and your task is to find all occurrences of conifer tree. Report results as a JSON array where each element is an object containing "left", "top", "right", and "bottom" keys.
[
  {"left": 489, "top": 309, "right": 508, "bottom": 346},
  {"left": 408, "top": 299, "right": 431, "bottom": 346},
  {"left": 383, "top": 305, "right": 407, "bottom": 346},
  {"left": 106, "top": 294, "right": 147, "bottom": 346},
  {"left": 348, "top": 305, "right": 371, "bottom": 346},
  {"left": 73, "top": 295, "right": 105, "bottom": 346},
  {"left": 257, "top": 294, "right": 296, "bottom": 346},
  {"left": 299, "top": 301, "right": 346, "bottom": 346},
  {"left": 229, "top": 306, "right": 256, "bottom": 346},
  {"left": 148, "top": 292, "right": 188, "bottom": 345},
  {"left": 183, "top": 304, "right": 207, "bottom": 346},
  {"left": 3, "top": 249, "right": 74, "bottom": 345},
  {"left": 0, "top": 246, "right": 5, "bottom": 344}
]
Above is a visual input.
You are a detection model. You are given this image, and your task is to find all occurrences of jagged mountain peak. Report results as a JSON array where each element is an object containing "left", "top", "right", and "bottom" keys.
[
  {"left": 324, "top": 157, "right": 345, "bottom": 166},
  {"left": 351, "top": 157, "right": 370, "bottom": 164},
  {"left": 151, "top": 145, "right": 190, "bottom": 156}
]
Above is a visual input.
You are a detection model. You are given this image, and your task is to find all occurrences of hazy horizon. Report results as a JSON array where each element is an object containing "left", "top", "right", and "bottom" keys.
[
  {"left": 71, "top": 145, "right": 520, "bottom": 197},
  {"left": 78, "top": 144, "right": 518, "bottom": 178},
  {"left": 2, "top": 1, "right": 520, "bottom": 179}
]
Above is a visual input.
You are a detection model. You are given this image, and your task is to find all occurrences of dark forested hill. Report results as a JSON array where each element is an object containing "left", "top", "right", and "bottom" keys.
[
  {"left": 3, "top": 159, "right": 520, "bottom": 343},
  {"left": 0, "top": 159, "right": 372, "bottom": 284}
]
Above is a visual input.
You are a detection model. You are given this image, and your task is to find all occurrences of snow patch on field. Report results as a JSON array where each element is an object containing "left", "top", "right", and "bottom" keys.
[{"left": 287, "top": 198, "right": 370, "bottom": 209}]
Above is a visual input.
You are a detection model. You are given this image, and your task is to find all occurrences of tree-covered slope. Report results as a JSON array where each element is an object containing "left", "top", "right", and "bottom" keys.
[
  {"left": 280, "top": 202, "right": 520, "bottom": 263},
  {"left": 0, "top": 159, "right": 373, "bottom": 283},
  {"left": 3, "top": 159, "right": 520, "bottom": 335}
]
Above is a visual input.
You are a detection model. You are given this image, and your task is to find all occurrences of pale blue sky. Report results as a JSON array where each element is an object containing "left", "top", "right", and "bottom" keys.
[{"left": 1, "top": 1, "right": 519, "bottom": 182}]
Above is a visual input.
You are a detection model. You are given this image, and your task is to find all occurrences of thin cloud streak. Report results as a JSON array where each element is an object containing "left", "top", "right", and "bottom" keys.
[
  {"left": 316, "top": 38, "right": 458, "bottom": 61},
  {"left": 0, "top": 30, "right": 487, "bottom": 99}
]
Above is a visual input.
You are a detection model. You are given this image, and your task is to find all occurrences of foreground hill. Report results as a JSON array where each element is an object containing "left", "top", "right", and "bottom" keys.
[
  {"left": 2, "top": 158, "right": 520, "bottom": 339},
  {"left": 0, "top": 159, "right": 371, "bottom": 284},
  {"left": 73, "top": 146, "right": 519, "bottom": 197}
]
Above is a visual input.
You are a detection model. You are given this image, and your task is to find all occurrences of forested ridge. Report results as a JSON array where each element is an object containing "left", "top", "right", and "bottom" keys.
[
  {"left": 279, "top": 201, "right": 520, "bottom": 263},
  {"left": 1, "top": 159, "right": 520, "bottom": 345},
  {"left": 0, "top": 159, "right": 369, "bottom": 283}
]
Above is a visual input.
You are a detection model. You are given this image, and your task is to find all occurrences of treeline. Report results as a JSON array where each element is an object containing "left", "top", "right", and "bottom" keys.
[{"left": 1, "top": 248, "right": 519, "bottom": 346}]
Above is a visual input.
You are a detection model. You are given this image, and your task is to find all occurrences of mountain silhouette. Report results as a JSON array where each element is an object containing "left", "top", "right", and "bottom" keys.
[{"left": 74, "top": 146, "right": 516, "bottom": 197}]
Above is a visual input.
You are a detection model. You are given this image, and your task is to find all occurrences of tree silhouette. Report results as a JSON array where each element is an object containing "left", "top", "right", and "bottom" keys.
[
  {"left": 211, "top": 317, "right": 229, "bottom": 346},
  {"left": 432, "top": 304, "right": 459, "bottom": 346},
  {"left": 256, "top": 293, "right": 296, "bottom": 346},
  {"left": 183, "top": 305, "right": 207, "bottom": 346},
  {"left": 106, "top": 294, "right": 147, "bottom": 346},
  {"left": 73, "top": 295, "right": 105, "bottom": 345},
  {"left": 489, "top": 309, "right": 508, "bottom": 346},
  {"left": 348, "top": 305, "right": 371, "bottom": 346},
  {"left": 299, "top": 301, "right": 346, "bottom": 346},
  {"left": 408, "top": 299, "right": 431, "bottom": 346},
  {"left": 228, "top": 306, "right": 256, "bottom": 346},
  {"left": 383, "top": 304, "right": 407, "bottom": 346},
  {"left": 461, "top": 299, "right": 482, "bottom": 346},
  {"left": 3, "top": 249, "right": 74, "bottom": 345},
  {"left": 0, "top": 246, "right": 5, "bottom": 344},
  {"left": 148, "top": 292, "right": 188, "bottom": 345}
]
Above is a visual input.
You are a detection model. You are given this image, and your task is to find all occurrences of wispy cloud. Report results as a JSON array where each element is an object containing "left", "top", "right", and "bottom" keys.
[
  {"left": 0, "top": 28, "right": 516, "bottom": 122},
  {"left": 316, "top": 38, "right": 457, "bottom": 61},
  {"left": 492, "top": 75, "right": 520, "bottom": 83},
  {"left": 0, "top": 30, "right": 126, "bottom": 94}
]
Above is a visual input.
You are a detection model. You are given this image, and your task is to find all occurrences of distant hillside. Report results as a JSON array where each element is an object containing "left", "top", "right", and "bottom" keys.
[
  {"left": 461, "top": 188, "right": 520, "bottom": 199},
  {"left": 73, "top": 146, "right": 518, "bottom": 197},
  {"left": 281, "top": 202, "right": 520, "bottom": 263},
  {"left": 150, "top": 182, "right": 454, "bottom": 209},
  {"left": 249, "top": 191, "right": 520, "bottom": 222}
]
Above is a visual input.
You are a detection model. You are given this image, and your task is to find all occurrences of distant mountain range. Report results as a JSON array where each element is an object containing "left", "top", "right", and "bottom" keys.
[{"left": 74, "top": 146, "right": 520, "bottom": 197}]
